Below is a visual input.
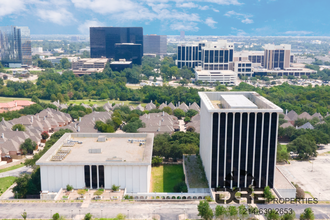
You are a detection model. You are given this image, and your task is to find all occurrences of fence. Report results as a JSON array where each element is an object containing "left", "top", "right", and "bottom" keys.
[{"left": 124, "top": 192, "right": 211, "bottom": 200}]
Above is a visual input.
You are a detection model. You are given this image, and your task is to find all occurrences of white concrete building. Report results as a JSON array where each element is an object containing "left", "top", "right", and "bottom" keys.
[
  {"left": 195, "top": 66, "right": 237, "bottom": 85},
  {"left": 198, "top": 92, "right": 282, "bottom": 190},
  {"left": 36, "top": 133, "right": 154, "bottom": 193}
]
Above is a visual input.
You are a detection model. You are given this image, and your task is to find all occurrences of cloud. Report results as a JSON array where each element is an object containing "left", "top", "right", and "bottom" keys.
[
  {"left": 213, "top": 9, "right": 220, "bottom": 12},
  {"left": 231, "top": 27, "right": 247, "bottom": 36},
  {"left": 199, "top": 5, "right": 209, "bottom": 10},
  {"left": 0, "top": 0, "right": 26, "bottom": 17},
  {"left": 205, "top": 17, "right": 217, "bottom": 29},
  {"left": 71, "top": 0, "right": 141, "bottom": 14},
  {"left": 176, "top": 2, "right": 199, "bottom": 8},
  {"left": 78, "top": 19, "right": 106, "bottom": 34},
  {"left": 284, "top": 31, "right": 313, "bottom": 35},
  {"left": 36, "top": 8, "right": 75, "bottom": 25},
  {"left": 204, "top": 0, "right": 242, "bottom": 5},
  {"left": 170, "top": 22, "right": 199, "bottom": 31},
  {"left": 224, "top": 10, "right": 253, "bottom": 24}
]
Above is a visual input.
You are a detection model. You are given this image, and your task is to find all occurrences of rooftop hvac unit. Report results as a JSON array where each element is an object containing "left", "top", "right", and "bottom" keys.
[
  {"left": 89, "top": 149, "right": 102, "bottom": 154},
  {"left": 97, "top": 136, "right": 107, "bottom": 142}
]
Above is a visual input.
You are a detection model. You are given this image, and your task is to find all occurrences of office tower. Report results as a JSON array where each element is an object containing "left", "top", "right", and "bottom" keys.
[
  {"left": 199, "top": 92, "right": 282, "bottom": 190},
  {"left": 180, "top": 31, "right": 185, "bottom": 40},
  {"left": 263, "top": 44, "right": 291, "bottom": 70},
  {"left": 114, "top": 43, "right": 141, "bottom": 65},
  {"left": 90, "top": 27, "right": 143, "bottom": 61},
  {"left": 143, "top": 35, "right": 167, "bottom": 55},
  {"left": 0, "top": 26, "right": 32, "bottom": 67},
  {"left": 177, "top": 40, "right": 234, "bottom": 70}
]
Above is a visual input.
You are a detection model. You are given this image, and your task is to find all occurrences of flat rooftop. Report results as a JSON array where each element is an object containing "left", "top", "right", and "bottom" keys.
[
  {"left": 199, "top": 92, "right": 283, "bottom": 113},
  {"left": 36, "top": 133, "right": 154, "bottom": 166},
  {"left": 221, "top": 95, "right": 258, "bottom": 109}
]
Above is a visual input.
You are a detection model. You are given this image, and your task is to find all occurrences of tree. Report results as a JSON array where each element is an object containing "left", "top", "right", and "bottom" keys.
[
  {"left": 179, "top": 79, "right": 189, "bottom": 86},
  {"left": 50, "top": 94, "right": 57, "bottom": 102},
  {"left": 287, "top": 136, "right": 317, "bottom": 160},
  {"left": 100, "top": 93, "right": 108, "bottom": 99},
  {"left": 12, "top": 124, "right": 25, "bottom": 131},
  {"left": 300, "top": 208, "right": 314, "bottom": 220},
  {"left": 215, "top": 205, "right": 227, "bottom": 220},
  {"left": 186, "top": 126, "right": 195, "bottom": 132},
  {"left": 184, "top": 116, "right": 191, "bottom": 123},
  {"left": 152, "top": 156, "right": 163, "bottom": 166},
  {"left": 197, "top": 200, "right": 214, "bottom": 220},
  {"left": 161, "top": 106, "right": 173, "bottom": 115},
  {"left": 226, "top": 206, "right": 238, "bottom": 220},
  {"left": 215, "top": 85, "right": 228, "bottom": 91},
  {"left": 31, "top": 95, "right": 40, "bottom": 104},
  {"left": 282, "top": 210, "right": 295, "bottom": 220},
  {"left": 116, "top": 213, "right": 126, "bottom": 220},
  {"left": 20, "top": 138, "right": 36, "bottom": 155},
  {"left": 173, "top": 109, "right": 185, "bottom": 119},
  {"left": 60, "top": 58, "right": 71, "bottom": 69},
  {"left": 13, "top": 174, "right": 29, "bottom": 198},
  {"left": 57, "top": 93, "right": 64, "bottom": 103},
  {"left": 186, "top": 109, "right": 198, "bottom": 118},
  {"left": 63, "top": 94, "right": 70, "bottom": 102},
  {"left": 264, "top": 209, "right": 280, "bottom": 220},
  {"left": 41, "top": 131, "right": 49, "bottom": 140}
]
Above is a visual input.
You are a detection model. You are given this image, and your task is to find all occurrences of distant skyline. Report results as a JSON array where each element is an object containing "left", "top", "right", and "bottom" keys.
[{"left": 1, "top": 0, "right": 329, "bottom": 36}]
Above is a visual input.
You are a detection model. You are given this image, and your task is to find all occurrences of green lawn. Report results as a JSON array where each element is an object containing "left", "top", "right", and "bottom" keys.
[
  {"left": 0, "top": 176, "right": 16, "bottom": 196},
  {"left": 0, "top": 164, "right": 25, "bottom": 173},
  {"left": 151, "top": 165, "right": 185, "bottom": 192}
]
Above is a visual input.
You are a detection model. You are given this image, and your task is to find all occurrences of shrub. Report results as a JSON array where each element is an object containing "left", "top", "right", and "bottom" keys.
[
  {"left": 66, "top": 184, "right": 73, "bottom": 191},
  {"left": 184, "top": 116, "right": 191, "bottom": 123},
  {"left": 84, "top": 213, "right": 93, "bottom": 220},
  {"left": 94, "top": 189, "right": 104, "bottom": 196},
  {"left": 77, "top": 189, "right": 86, "bottom": 195},
  {"left": 52, "top": 213, "right": 60, "bottom": 220},
  {"left": 21, "top": 212, "right": 27, "bottom": 220},
  {"left": 152, "top": 156, "right": 163, "bottom": 166},
  {"left": 116, "top": 213, "right": 126, "bottom": 220},
  {"left": 300, "top": 207, "right": 314, "bottom": 220},
  {"left": 296, "top": 187, "right": 305, "bottom": 199},
  {"left": 112, "top": 184, "right": 120, "bottom": 191},
  {"left": 186, "top": 126, "right": 195, "bottom": 132},
  {"left": 12, "top": 124, "right": 25, "bottom": 131},
  {"left": 173, "top": 109, "right": 185, "bottom": 119},
  {"left": 205, "top": 196, "right": 213, "bottom": 202}
]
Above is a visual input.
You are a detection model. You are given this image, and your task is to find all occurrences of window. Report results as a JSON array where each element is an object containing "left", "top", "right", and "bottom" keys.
[
  {"left": 84, "top": 165, "right": 90, "bottom": 188},
  {"left": 238, "top": 64, "right": 241, "bottom": 67}
]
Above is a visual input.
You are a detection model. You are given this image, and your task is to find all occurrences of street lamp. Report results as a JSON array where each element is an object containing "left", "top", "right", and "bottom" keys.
[
  {"left": 79, "top": 209, "right": 81, "bottom": 216},
  {"left": 127, "top": 209, "right": 129, "bottom": 219},
  {"left": 71, "top": 210, "right": 73, "bottom": 220},
  {"left": 16, "top": 191, "right": 17, "bottom": 199},
  {"left": 50, "top": 210, "right": 52, "bottom": 218},
  {"left": 101, "top": 209, "right": 103, "bottom": 218}
]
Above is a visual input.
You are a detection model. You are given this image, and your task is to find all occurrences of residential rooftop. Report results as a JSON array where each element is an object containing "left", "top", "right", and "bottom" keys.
[
  {"left": 199, "top": 91, "right": 283, "bottom": 112},
  {"left": 36, "top": 133, "right": 154, "bottom": 166}
]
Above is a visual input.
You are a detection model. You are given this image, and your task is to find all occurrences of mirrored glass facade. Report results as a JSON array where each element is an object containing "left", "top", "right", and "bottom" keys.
[
  {"left": 90, "top": 27, "right": 143, "bottom": 60},
  {"left": 143, "top": 35, "right": 167, "bottom": 55},
  {"left": 0, "top": 26, "right": 31, "bottom": 66},
  {"left": 114, "top": 43, "right": 142, "bottom": 65}
]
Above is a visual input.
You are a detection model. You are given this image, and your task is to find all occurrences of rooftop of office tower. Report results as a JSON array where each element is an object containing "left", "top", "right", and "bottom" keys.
[{"left": 198, "top": 92, "right": 283, "bottom": 112}]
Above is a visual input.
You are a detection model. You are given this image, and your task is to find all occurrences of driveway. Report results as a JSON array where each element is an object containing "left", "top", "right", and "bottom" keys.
[{"left": 0, "top": 166, "right": 32, "bottom": 178}]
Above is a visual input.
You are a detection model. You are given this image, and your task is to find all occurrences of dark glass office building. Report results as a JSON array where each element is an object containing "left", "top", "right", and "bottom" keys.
[
  {"left": 199, "top": 92, "right": 282, "bottom": 190},
  {"left": 114, "top": 43, "right": 141, "bottom": 65},
  {"left": 90, "top": 27, "right": 143, "bottom": 62},
  {"left": 0, "top": 26, "right": 32, "bottom": 66}
]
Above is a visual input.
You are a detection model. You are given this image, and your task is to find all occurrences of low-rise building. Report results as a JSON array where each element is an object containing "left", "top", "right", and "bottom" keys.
[
  {"left": 36, "top": 133, "right": 154, "bottom": 193},
  {"left": 195, "top": 67, "right": 237, "bottom": 85},
  {"left": 72, "top": 58, "right": 108, "bottom": 75},
  {"left": 0, "top": 100, "right": 35, "bottom": 113}
]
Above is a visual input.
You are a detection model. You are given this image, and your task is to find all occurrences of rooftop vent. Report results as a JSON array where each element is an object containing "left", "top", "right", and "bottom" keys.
[
  {"left": 97, "top": 136, "right": 107, "bottom": 142},
  {"left": 89, "top": 149, "right": 102, "bottom": 154},
  {"left": 51, "top": 148, "right": 71, "bottom": 161}
]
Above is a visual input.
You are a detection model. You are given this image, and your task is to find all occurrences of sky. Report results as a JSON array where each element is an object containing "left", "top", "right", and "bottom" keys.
[{"left": 0, "top": 0, "right": 329, "bottom": 36}]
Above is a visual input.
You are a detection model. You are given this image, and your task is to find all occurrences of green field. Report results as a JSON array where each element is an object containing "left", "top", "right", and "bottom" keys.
[
  {"left": 0, "top": 176, "right": 16, "bottom": 196},
  {"left": 151, "top": 165, "right": 185, "bottom": 192},
  {"left": 0, "top": 97, "right": 148, "bottom": 107},
  {"left": 0, "top": 164, "right": 25, "bottom": 173}
]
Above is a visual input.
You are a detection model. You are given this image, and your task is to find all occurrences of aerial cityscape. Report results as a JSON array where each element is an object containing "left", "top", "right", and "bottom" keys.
[{"left": 0, "top": 0, "right": 330, "bottom": 220}]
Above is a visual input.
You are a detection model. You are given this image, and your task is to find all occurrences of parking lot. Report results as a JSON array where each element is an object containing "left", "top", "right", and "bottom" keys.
[{"left": 277, "top": 144, "right": 330, "bottom": 201}]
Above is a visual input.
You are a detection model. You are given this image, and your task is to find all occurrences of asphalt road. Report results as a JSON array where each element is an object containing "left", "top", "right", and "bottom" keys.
[
  {"left": 0, "top": 202, "right": 330, "bottom": 220},
  {"left": 0, "top": 166, "right": 31, "bottom": 178}
]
